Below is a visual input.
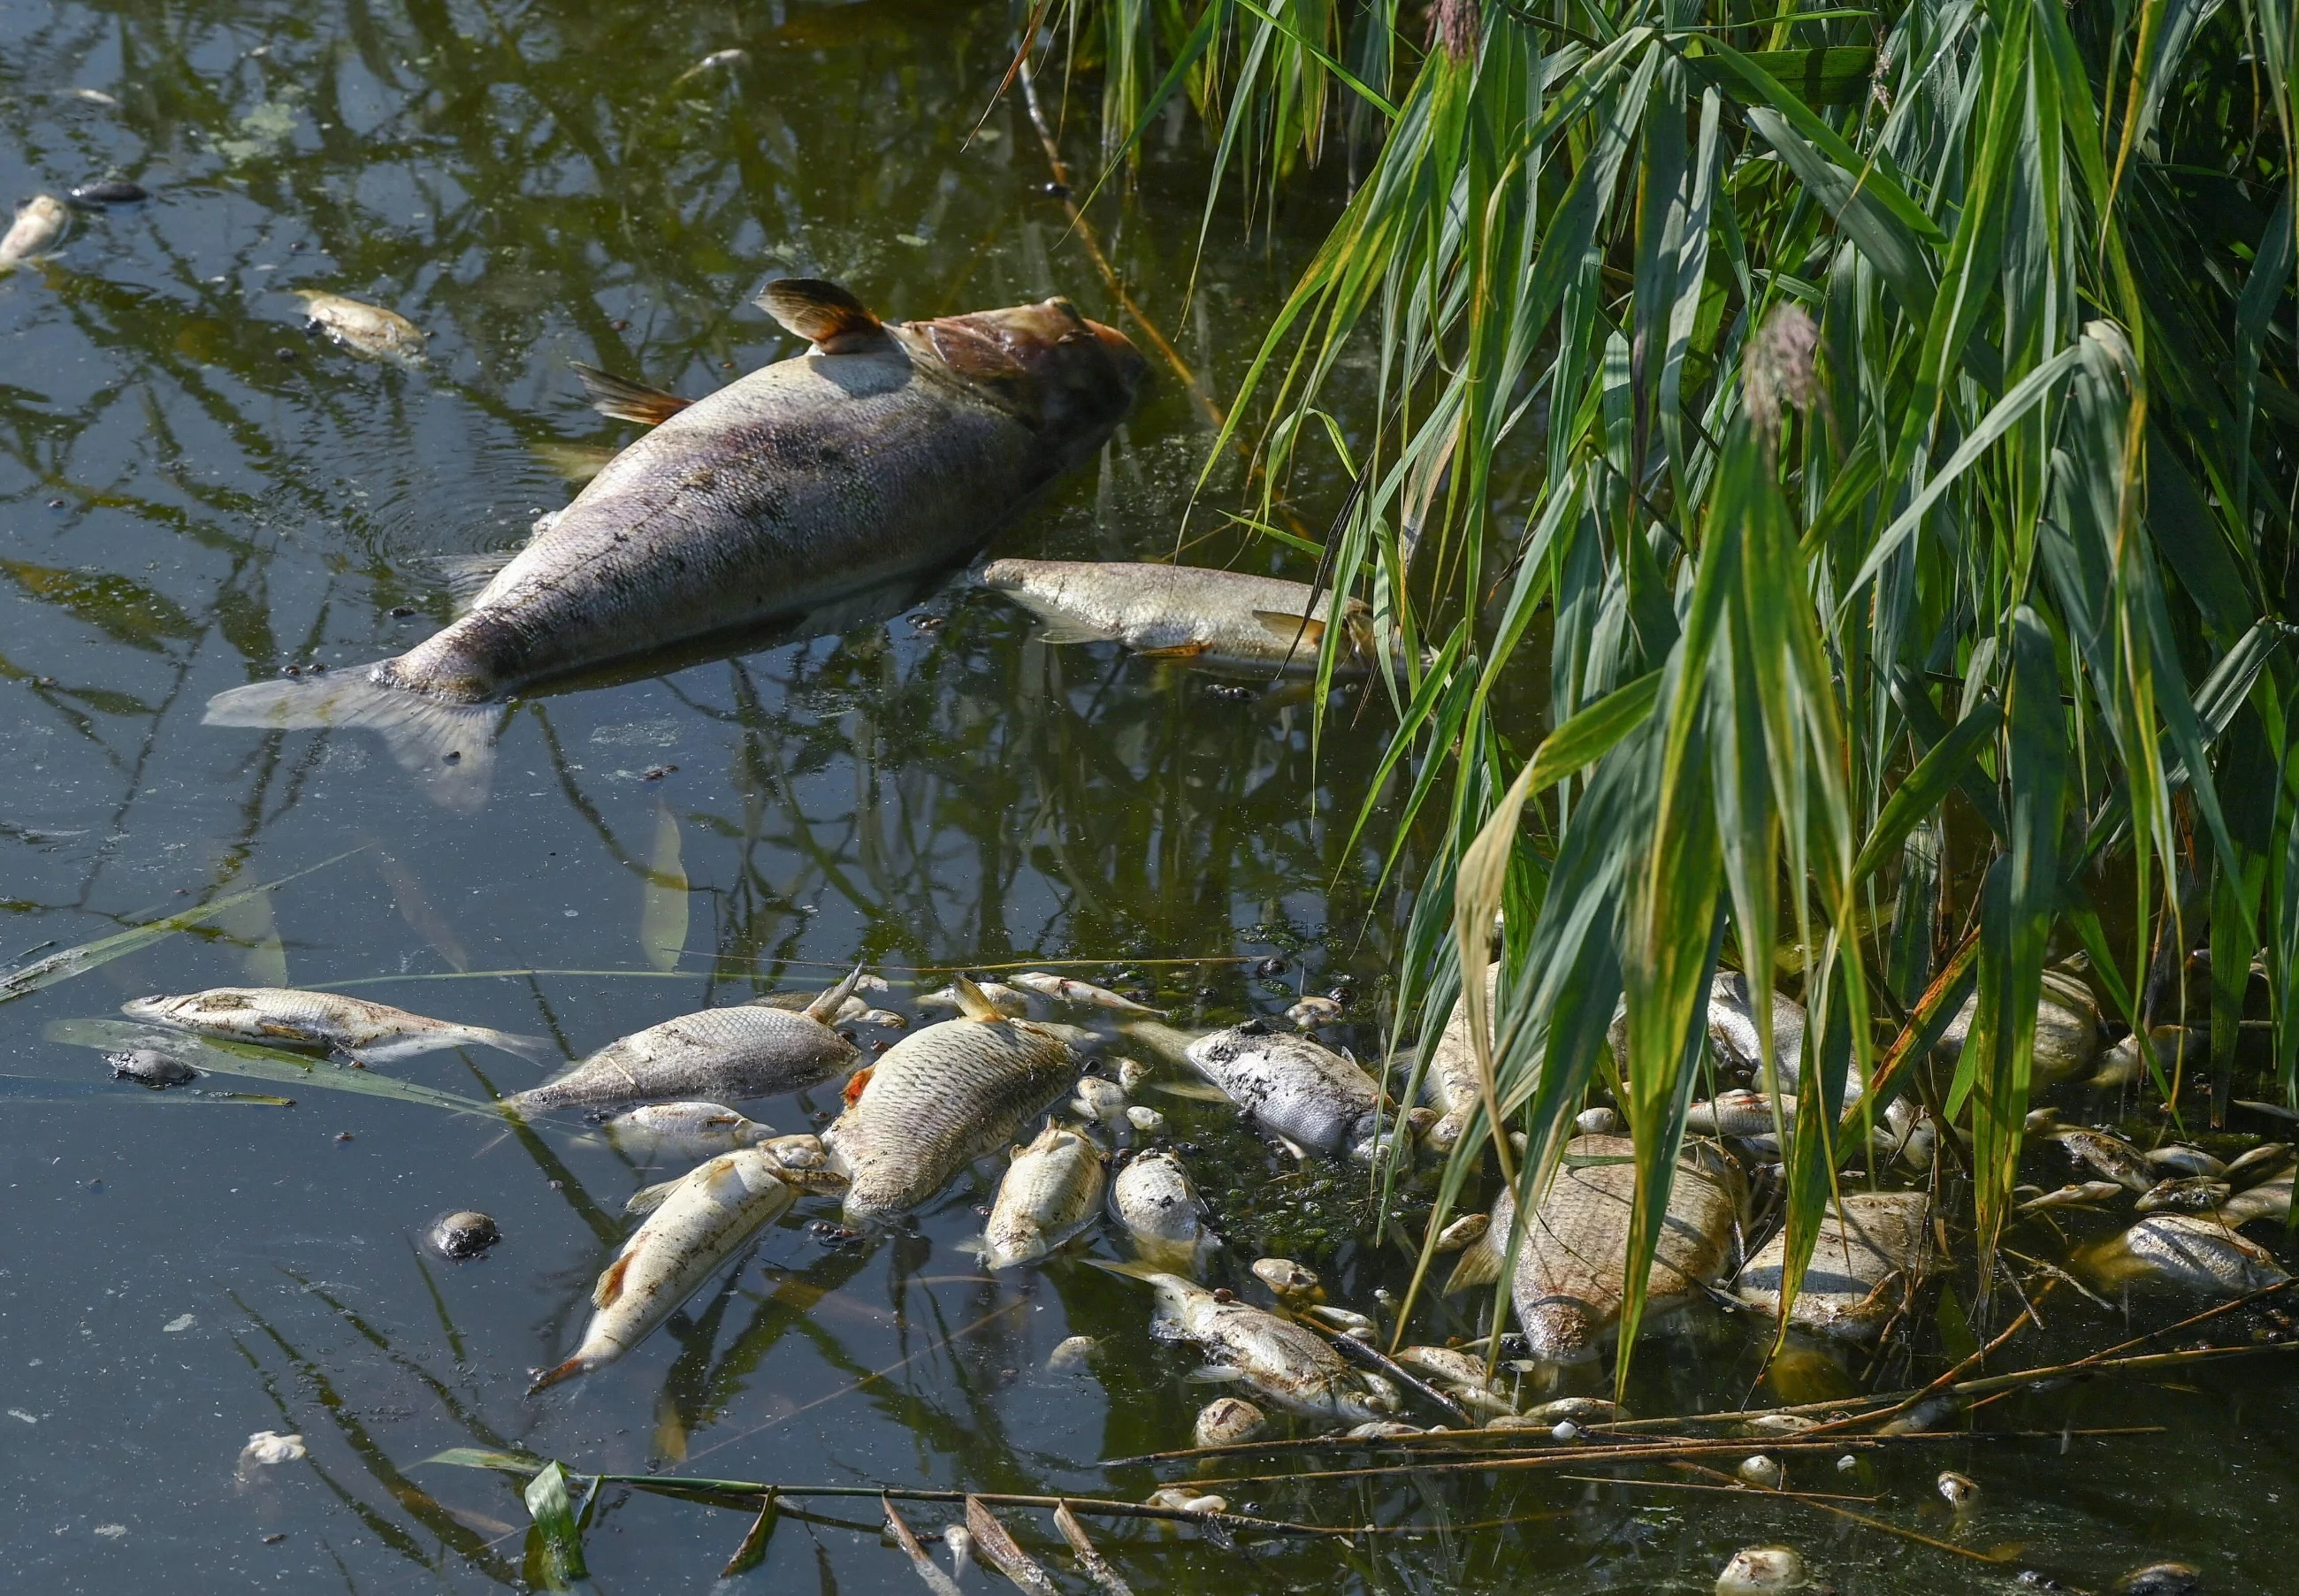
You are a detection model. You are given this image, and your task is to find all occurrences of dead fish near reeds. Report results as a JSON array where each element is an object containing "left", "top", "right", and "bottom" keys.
[
  {"left": 531, "top": 1147, "right": 843, "bottom": 1393},
  {"left": 2221, "top": 1172, "right": 2294, "bottom": 1226},
  {"left": 1392, "top": 1346, "right": 1516, "bottom": 1417},
  {"left": 2016, "top": 1180, "right": 2127, "bottom": 1215},
  {"left": 2084, "top": 1213, "right": 2290, "bottom": 1296},
  {"left": 293, "top": 289, "right": 428, "bottom": 365},
  {"left": 1099, "top": 1262, "right": 1400, "bottom": 1424},
  {"left": 1184, "top": 1021, "right": 1386, "bottom": 1157},
  {"left": 108, "top": 1048, "right": 197, "bottom": 1088},
  {"left": 917, "top": 978, "right": 1033, "bottom": 1019},
  {"left": 207, "top": 280, "right": 1144, "bottom": 811},
  {"left": 1934, "top": 966, "right": 2102, "bottom": 1083},
  {"left": 824, "top": 976, "right": 1077, "bottom": 1223},
  {"left": 1108, "top": 1150, "right": 1218, "bottom": 1275},
  {"left": 597, "top": 1101, "right": 779, "bottom": 1163},
  {"left": 0, "top": 195, "right": 69, "bottom": 267},
  {"left": 1686, "top": 1088, "right": 1795, "bottom": 1141},
  {"left": 979, "top": 559, "right": 1380, "bottom": 672},
  {"left": 2136, "top": 1177, "right": 2234, "bottom": 1215},
  {"left": 1446, "top": 1134, "right": 1740, "bottom": 1363},
  {"left": 504, "top": 974, "right": 863, "bottom": 1114},
  {"left": 2041, "top": 1124, "right": 2158, "bottom": 1194},
  {"left": 121, "top": 988, "right": 552, "bottom": 1067},
  {"left": 1008, "top": 971, "right": 1163, "bottom": 1015},
  {"left": 972, "top": 1122, "right": 1106, "bottom": 1269},
  {"left": 1417, "top": 961, "right": 1499, "bottom": 1152},
  {"left": 1733, "top": 1192, "right": 1931, "bottom": 1343}
]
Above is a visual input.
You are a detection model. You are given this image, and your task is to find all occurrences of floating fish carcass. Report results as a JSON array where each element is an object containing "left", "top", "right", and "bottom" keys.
[
  {"left": 206, "top": 280, "right": 1147, "bottom": 810},
  {"left": 1733, "top": 1192, "right": 1932, "bottom": 1342},
  {"left": 0, "top": 195, "right": 69, "bottom": 266},
  {"left": 1932, "top": 966, "right": 2102, "bottom": 1083},
  {"left": 121, "top": 987, "right": 552, "bottom": 1066},
  {"left": 1183, "top": 1022, "right": 1387, "bottom": 1157},
  {"left": 504, "top": 979, "right": 859, "bottom": 1114},
  {"left": 598, "top": 1101, "right": 779, "bottom": 1162},
  {"left": 1107, "top": 1149, "right": 1218, "bottom": 1275},
  {"left": 1119, "top": 1267, "right": 1399, "bottom": 1424},
  {"left": 979, "top": 559, "right": 1379, "bottom": 672},
  {"left": 977, "top": 1123, "right": 1106, "bottom": 1269},
  {"left": 2084, "top": 1213, "right": 2289, "bottom": 1296},
  {"left": 1416, "top": 961, "right": 1500, "bottom": 1152},
  {"left": 1008, "top": 971, "right": 1162, "bottom": 1015},
  {"left": 293, "top": 290, "right": 428, "bottom": 364}
]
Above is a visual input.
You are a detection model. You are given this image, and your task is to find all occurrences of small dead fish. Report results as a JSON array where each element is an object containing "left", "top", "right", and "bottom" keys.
[
  {"left": 1345, "top": 1420, "right": 1424, "bottom": 1438},
  {"left": 1575, "top": 1105, "right": 1623, "bottom": 1135},
  {"left": 599, "top": 1101, "right": 777, "bottom": 1162},
  {"left": 1286, "top": 996, "right": 1343, "bottom": 1028},
  {"left": 883, "top": 1501, "right": 962, "bottom": 1596},
  {"left": 2085, "top": 1213, "right": 2289, "bottom": 1296},
  {"left": 1416, "top": 961, "right": 1497, "bottom": 1152},
  {"left": 1010, "top": 971, "right": 1163, "bottom": 1015},
  {"left": 294, "top": 289, "right": 428, "bottom": 365},
  {"left": 507, "top": 979, "right": 860, "bottom": 1114},
  {"left": 942, "top": 1524, "right": 973, "bottom": 1582},
  {"left": 1193, "top": 1395, "right": 1265, "bottom": 1447},
  {"left": 2049, "top": 1126, "right": 2158, "bottom": 1193},
  {"left": 975, "top": 1123, "right": 1106, "bottom": 1270},
  {"left": 1143, "top": 1487, "right": 1227, "bottom": 1516},
  {"left": 0, "top": 195, "right": 69, "bottom": 266},
  {"left": 1250, "top": 1257, "right": 1324, "bottom": 1305},
  {"left": 1936, "top": 967, "right": 2101, "bottom": 1083},
  {"left": 1521, "top": 1396, "right": 1627, "bottom": 1426},
  {"left": 123, "top": 988, "right": 551, "bottom": 1067},
  {"left": 1126, "top": 1104, "right": 1165, "bottom": 1133},
  {"left": 1116, "top": 1057, "right": 1152, "bottom": 1093},
  {"left": 1111, "top": 1264, "right": 1399, "bottom": 1424},
  {"left": 2016, "top": 1180, "right": 2126, "bottom": 1214},
  {"left": 1433, "top": 1211, "right": 1490, "bottom": 1254},
  {"left": 1071, "top": 1075, "right": 1129, "bottom": 1123},
  {"left": 1745, "top": 1413, "right": 1819, "bottom": 1437},
  {"left": 1734, "top": 1192, "right": 1930, "bottom": 1344},
  {"left": 1716, "top": 1546, "right": 1806, "bottom": 1593},
  {"left": 2224, "top": 1142, "right": 2293, "bottom": 1187},
  {"left": 1936, "top": 1470, "right": 1979, "bottom": 1509},
  {"left": 108, "top": 1048, "right": 197, "bottom": 1088},
  {"left": 1184, "top": 1024, "right": 1385, "bottom": 1156},
  {"left": 917, "top": 979, "right": 1033, "bottom": 1018},
  {"left": 1047, "top": 1334, "right": 1099, "bottom": 1371},
  {"left": 1686, "top": 1088, "right": 1794, "bottom": 1140},
  {"left": 2137, "top": 1176, "right": 2233, "bottom": 1215},
  {"left": 2143, "top": 1143, "right": 2226, "bottom": 1179},
  {"left": 2219, "top": 1172, "right": 2293, "bottom": 1226},
  {"left": 981, "top": 559, "right": 1381, "bottom": 673},
  {"left": 1737, "top": 1455, "right": 1784, "bottom": 1488},
  {"left": 237, "top": 1431, "right": 307, "bottom": 1474},
  {"left": 1883, "top": 1097, "right": 1937, "bottom": 1172},
  {"left": 855, "top": 1008, "right": 906, "bottom": 1029},
  {"left": 1393, "top": 1345, "right": 1506, "bottom": 1407},
  {"left": 1108, "top": 1149, "right": 1217, "bottom": 1275},
  {"left": 531, "top": 1148, "right": 824, "bottom": 1391}
]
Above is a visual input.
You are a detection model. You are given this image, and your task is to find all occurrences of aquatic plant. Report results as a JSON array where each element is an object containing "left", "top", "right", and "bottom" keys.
[{"left": 1051, "top": 0, "right": 2299, "bottom": 1390}]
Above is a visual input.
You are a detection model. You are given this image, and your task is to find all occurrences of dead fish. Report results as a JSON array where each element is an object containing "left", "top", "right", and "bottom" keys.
[
  {"left": 505, "top": 977, "right": 860, "bottom": 1114},
  {"left": 974, "top": 1123, "right": 1106, "bottom": 1269},
  {"left": 1046, "top": 1334, "right": 1098, "bottom": 1371},
  {"left": 1126, "top": 1103, "right": 1165, "bottom": 1133},
  {"left": 1070, "top": 1075, "right": 1129, "bottom": 1124},
  {"left": 1415, "top": 961, "right": 1498, "bottom": 1152},
  {"left": 1576, "top": 1105, "right": 1623, "bottom": 1135},
  {"left": 1184, "top": 1023, "right": 1386, "bottom": 1157},
  {"left": 2137, "top": 1176, "right": 2233, "bottom": 1215},
  {"left": 883, "top": 1501, "right": 963, "bottom": 1596},
  {"left": 979, "top": 559, "right": 1380, "bottom": 672},
  {"left": 755, "top": 972, "right": 890, "bottom": 1014},
  {"left": 2219, "top": 1172, "right": 2293, "bottom": 1226},
  {"left": 1194, "top": 1395, "right": 1265, "bottom": 1447},
  {"left": 2224, "top": 1142, "right": 2293, "bottom": 1187},
  {"left": 1444, "top": 1134, "right": 1739, "bottom": 1362},
  {"left": 1009, "top": 971, "right": 1163, "bottom": 1015},
  {"left": 2049, "top": 1126, "right": 2158, "bottom": 1193},
  {"left": 824, "top": 976, "right": 1078, "bottom": 1222},
  {"left": 1716, "top": 1546, "right": 1807, "bottom": 1592},
  {"left": 2085, "top": 1213, "right": 2289, "bottom": 1296},
  {"left": 0, "top": 195, "right": 69, "bottom": 267},
  {"left": 855, "top": 1008, "right": 906, "bottom": 1029},
  {"left": 1936, "top": 1470, "right": 1979, "bottom": 1510},
  {"left": 1734, "top": 1192, "right": 1931, "bottom": 1343},
  {"left": 1108, "top": 1149, "right": 1218, "bottom": 1275},
  {"left": 2016, "top": 1180, "right": 2126, "bottom": 1214},
  {"left": 1252, "top": 1257, "right": 1324, "bottom": 1306},
  {"left": 1433, "top": 1211, "right": 1489, "bottom": 1254},
  {"left": 599, "top": 1101, "right": 777, "bottom": 1162},
  {"left": 1524, "top": 1396, "right": 1628, "bottom": 1425},
  {"left": 1116, "top": 1057, "right": 1152, "bottom": 1093},
  {"left": 121, "top": 988, "right": 552, "bottom": 1067},
  {"left": 2143, "top": 1144, "right": 2226, "bottom": 1179},
  {"left": 1882, "top": 1097, "right": 1937, "bottom": 1172},
  {"left": 293, "top": 289, "right": 428, "bottom": 365},
  {"left": 531, "top": 1148, "right": 830, "bottom": 1391},
  {"left": 917, "top": 979, "right": 1033, "bottom": 1019},
  {"left": 1934, "top": 967, "right": 2101, "bottom": 1083},
  {"left": 1393, "top": 1345, "right": 1505, "bottom": 1395},
  {"left": 68, "top": 179, "right": 148, "bottom": 205},
  {"left": 206, "top": 281, "right": 1144, "bottom": 812},
  {"left": 1104, "top": 1264, "right": 1400, "bottom": 1424},
  {"left": 1686, "top": 1088, "right": 1795, "bottom": 1140},
  {"left": 427, "top": 1210, "right": 501, "bottom": 1260},
  {"left": 1286, "top": 995, "right": 1343, "bottom": 1028}
]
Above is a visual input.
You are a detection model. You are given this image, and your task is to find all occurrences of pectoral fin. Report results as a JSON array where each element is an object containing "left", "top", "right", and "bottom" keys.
[
  {"left": 757, "top": 278, "right": 889, "bottom": 354},
  {"left": 623, "top": 1178, "right": 680, "bottom": 1217},
  {"left": 805, "top": 962, "right": 867, "bottom": 1024},
  {"left": 1184, "top": 1364, "right": 1247, "bottom": 1384},
  {"left": 1254, "top": 611, "right": 1326, "bottom": 648},
  {"left": 570, "top": 362, "right": 692, "bottom": 426},
  {"left": 592, "top": 1251, "right": 635, "bottom": 1309}
]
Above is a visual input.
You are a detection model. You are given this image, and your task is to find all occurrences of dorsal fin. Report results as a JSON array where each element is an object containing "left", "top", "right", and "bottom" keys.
[
  {"left": 570, "top": 362, "right": 692, "bottom": 426},
  {"left": 951, "top": 974, "right": 1006, "bottom": 1024},
  {"left": 757, "top": 279, "right": 888, "bottom": 353},
  {"left": 805, "top": 962, "right": 867, "bottom": 1024}
]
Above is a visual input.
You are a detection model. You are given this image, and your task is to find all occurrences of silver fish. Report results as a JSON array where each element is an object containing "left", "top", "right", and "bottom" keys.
[
  {"left": 2048, "top": 1126, "right": 2158, "bottom": 1193},
  {"left": 120, "top": 987, "right": 551, "bottom": 1067},
  {"left": 2016, "top": 1180, "right": 2126, "bottom": 1214},
  {"left": 977, "top": 1122, "right": 1107, "bottom": 1269},
  {"left": 1119, "top": 1266, "right": 1399, "bottom": 1424},
  {"left": 622, "top": 1135, "right": 827, "bottom": 1216},
  {"left": 1286, "top": 995, "right": 1343, "bottom": 1028},
  {"left": 824, "top": 976, "right": 1078, "bottom": 1222},
  {"left": 1686, "top": 1088, "right": 1795, "bottom": 1140},
  {"left": 508, "top": 1003, "right": 856, "bottom": 1116},
  {"left": 1108, "top": 1150, "right": 1218, "bottom": 1274},
  {"left": 206, "top": 282, "right": 1145, "bottom": 810},
  {"left": 1126, "top": 1103, "right": 1165, "bottom": 1133},
  {"left": 2219, "top": 1172, "right": 2292, "bottom": 1225},
  {"left": 599, "top": 1101, "right": 776, "bottom": 1163},
  {"left": 917, "top": 979, "right": 1033, "bottom": 1019},
  {"left": 1934, "top": 967, "right": 2101, "bottom": 1084},
  {"left": 2086, "top": 1213, "right": 2288, "bottom": 1296},
  {"left": 0, "top": 195, "right": 69, "bottom": 266},
  {"left": 531, "top": 1147, "right": 835, "bottom": 1391},
  {"left": 2224, "top": 1142, "right": 2292, "bottom": 1187},
  {"left": 294, "top": 289, "right": 427, "bottom": 365},
  {"left": 1010, "top": 971, "right": 1162, "bottom": 1015},
  {"left": 1433, "top": 1211, "right": 1490, "bottom": 1254},
  {"left": 1071, "top": 1075, "right": 1130, "bottom": 1124},
  {"left": 1734, "top": 1191, "right": 1932, "bottom": 1343},
  {"left": 2143, "top": 1144, "right": 2226, "bottom": 1179},
  {"left": 980, "top": 559, "right": 1379, "bottom": 672},
  {"left": 1417, "top": 961, "right": 1499, "bottom": 1152},
  {"left": 1184, "top": 1023, "right": 1385, "bottom": 1156},
  {"left": 1576, "top": 1105, "right": 1623, "bottom": 1135},
  {"left": 1251, "top": 1257, "right": 1323, "bottom": 1305},
  {"left": 1717, "top": 1546, "right": 1806, "bottom": 1593},
  {"left": 2136, "top": 1176, "right": 2233, "bottom": 1215}
]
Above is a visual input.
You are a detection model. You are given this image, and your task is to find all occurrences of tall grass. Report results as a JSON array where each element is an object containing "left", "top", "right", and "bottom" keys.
[{"left": 1055, "top": 0, "right": 2299, "bottom": 1391}]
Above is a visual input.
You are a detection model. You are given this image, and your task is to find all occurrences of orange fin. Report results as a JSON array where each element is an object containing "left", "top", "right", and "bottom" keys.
[
  {"left": 842, "top": 1065, "right": 875, "bottom": 1107},
  {"left": 757, "top": 279, "right": 888, "bottom": 354},
  {"left": 526, "top": 1356, "right": 585, "bottom": 1395},
  {"left": 571, "top": 362, "right": 692, "bottom": 426},
  {"left": 592, "top": 1250, "right": 634, "bottom": 1310},
  {"left": 1136, "top": 640, "right": 1210, "bottom": 660},
  {"left": 1253, "top": 611, "right": 1327, "bottom": 648}
]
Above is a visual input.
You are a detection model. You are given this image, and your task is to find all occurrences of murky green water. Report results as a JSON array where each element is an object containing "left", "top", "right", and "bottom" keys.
[{"left": 3, "top": 4, "right": 2293, "bottom": 1592}]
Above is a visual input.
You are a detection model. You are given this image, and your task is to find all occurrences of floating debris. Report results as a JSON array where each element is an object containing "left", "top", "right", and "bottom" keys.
[
  {"left": 1716, "top": 1546, "right": 1807, "bottom": 1592},
  {"left": 108, "top": 1048, "right": 196, "bottom": 1088},
  {"left": 428, "top": 1210, "right": 501, "bottom": 1261},
  {"left": 237, "top": 1432, "right": 307, "bottom": 1474}
]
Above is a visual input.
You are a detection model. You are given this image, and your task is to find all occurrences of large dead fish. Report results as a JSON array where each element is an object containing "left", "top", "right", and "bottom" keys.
[
  {"left": 1933, "top": 967, "right": 2102, "bottom": 1084},
  {"left": 973, "top": 1121, "right": 1106, "bottom": 1269},
  {"left": 2084, "top": 1213, "right": 2288, "bottom": 1296},
  {"left": 120, "top": 987, "right": 551, "bottom": 1066},
  {"left": 1733, "top": 1192, "right": 1932, "bottom": 1342},
  {"left": 1183, "top": 1021, "right": 1386, "bottom": 1157},
  {"left": 823, "top": 976, "right": 1078, "bottom": 1223},
  {"left": 978, "top": 559, "right": 1378, "bottom": 672},
  {"left": 1445, "top": 1134, "right": 1739, "bottom": 1363},
  {"left": 530, "top": 1146, "right": 842, "bottom": 1392},
  {"left": 502, "top": 971, "right": 861, "bottom": 1115},
  {"left": 1107, "top": 1149, "right": 1218, "bottom": 1275},
  {"left": 205, "top": 279, "right": 1146, "bottom": 808}
]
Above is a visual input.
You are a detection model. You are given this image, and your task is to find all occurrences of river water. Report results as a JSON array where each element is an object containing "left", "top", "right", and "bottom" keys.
[{"left": 2, "top": 3, "right": 2292, "bottom": 1592}]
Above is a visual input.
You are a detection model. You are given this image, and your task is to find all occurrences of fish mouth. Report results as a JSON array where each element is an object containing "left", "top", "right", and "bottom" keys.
[{"left": 1086, "top": 317, "right": 1150, "bottom": 394}]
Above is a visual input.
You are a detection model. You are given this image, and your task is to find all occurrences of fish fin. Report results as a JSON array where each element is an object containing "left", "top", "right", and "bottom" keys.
[
  {"left": 1444, "top": 1226, "right": 1504, "bottom": 1294},
  {"left": 472, "top": 1028, "right": 556, "bottom": 1066},
  {"left": 530, "top": 438, "right": 618, "bottom": 484},
  {"left": 593, "top": 1250, "right": 636, "bottom": 1308},
  {"left": 1081, "top": 1256, "right": 1170, "bottom": 1283},
  {"left": 756, "top": 278, "right": 888, "bottom": 354},
  {"left": 1254, "top": 611, "right": 1327, "bottom": 648},
  {"left": 805, "top": 963, "right": 867, "bottom": 1024},
  {"left": 1135, "top": 640, "right": 1210, "bottom": 660},
  {"left": 842, "top": 1065, "right": 875, "bottom": 1106},
  {"left": 1029, "top": 619, "right": 1115, "bottom": 646},
  {"left": 430, "top": 551, "right": 517, "bottom": 615},
  {"left": 202, "top": 674, "right": 503, "bottom": 813},
  {"left": 953, "top": 1233, "right": 989, "bottom": 1258},
  {"left": 1150, "top": 1080, "right": 1233, "bottom": 1103},
  {"left": 623, "top": 1178, "right": 680, "bottom": 1217},
  {"left": 1184, "top": 1364, "right": 1247, "bottom": 1384},
  {"left": 526, "top": 1356, "right": 587, "bottom": 1395},
  {"left": 1276, "top": 1136, "right": 1311, "bottom": 1162},
  {"left": 569, "top": 361, "right": 692, "bottom": 426},
  {"left": 950, "top": 974, "right": 1005, "bottom": 1025}
]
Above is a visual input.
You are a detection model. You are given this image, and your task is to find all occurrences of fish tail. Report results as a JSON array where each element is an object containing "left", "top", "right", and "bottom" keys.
[
  {"left": 526, "top": 1355, "right": 588, "bottom": 1395},
  {"left": 471, "top": 1027, "right": 557, "bottom": 1066},
  {"left": 203, "top": 671, "right": 503, "bottom": 813},
  {"left": 1081, "top": 1256, "right": 1168, "bottom": 1284}
]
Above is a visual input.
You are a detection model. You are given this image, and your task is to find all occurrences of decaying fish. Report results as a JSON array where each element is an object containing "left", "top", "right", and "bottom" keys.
[
  {"left": 121, "top": 987, "right": 551, "bottom": 1067},
  {"left": 1184, "top": 1022, "right": 1386, "bottom": 1157},
  {"left": 0, "top": 195, "right": 69, "bottom": 266},
  {"left": 2136, "top": 1177, "right": 2234, "bottom": 1215},
  {"left": 1934, "top": 967, "right": 2102, "bottom": 1084},
  {"left": 1252, "top": 1257, "right": 1324, "bottom": 1306},
  {"left": 2143, "top": 1144, "right": 2226, "bottom": 1179},
  {"left": 2016, "top": 1180, "right": 2126, "bottom": 1215},
  {"left": 1108, "top": 1149, "right": 1218, "bottom": 1275},
  {"left": 975, "top": 1123, "right": 1106, "bottom": 1269},
  {"left": 505, "top": 974, "right": 861, "bottom": 1115},
  {"left": 2220, "top": 1172, "right": 2294, "bottom": 1226},
  {"left": 1392, "top": 1346, "right": 1513, "bottom": 1415},
  {"left": 1287, "top": 995, "right": 1343, "bottom": 1028},
  {"left": 1107, "top": 1264, "right": 1400, "bottom": 1424},
  {"left": 824, "top": 976, "right": 1077, "bottom": 1222},
  {"left": 1417, "top": 961, "right": 1499, "bottom": 1152},
  {"left": 622, "top": 1133, "right": 829, "bottom": 1215},
  {"left": 754, "top": 971, "right": 889, "bottom": 1016},
  {"left": 1734, "top": 1192, "right": 1931, "bottom": 1342},
  {"left": 2084, "top": 1213, "right": 2289, "bottom": 1296},
  {"left": 207, "top": 280, "right": 1146, "bottom": 810},
  {"left": 918, "top": 978, "right": 1033, "bottom": 1019},
  {"left": 531, "top": 1147, "right": 841, "bottom": 1391},
  {"left": 1686, "top": 1089, "right": 1795, "bottom": 1141},
  {"left": 599, "top": 1101, "right": 778, "bottom": 1162},
  {"left": 294, "top": 289, "right": 428, "bottom": 365},
  {"left": 1194, "top": 1395, "right": 1265, "bottom": 1447},
  {"left": 1433, "top": 1211, "right": 1490, "bottom": 1254},
  {"left": 1070, "top": 1075, "right": 1129, "bottom": 1125},
  {"left": 2044, "top": 1126, "right": 2158, "bottom": 1194},
  {"left": 1009, "top": 971, "right": 1162, "bottom": 1015},
  {"left": 1445, "top": 1134, "right": 1739, "bottom": 1363},
  {"left": 979, "top": 559, "right": 1379, "bottom": 672}
]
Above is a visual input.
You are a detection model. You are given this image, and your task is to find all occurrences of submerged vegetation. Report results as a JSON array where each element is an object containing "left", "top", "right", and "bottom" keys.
[{"left": 1050, "top": 0, "right": 2299, "bottom": 1388}]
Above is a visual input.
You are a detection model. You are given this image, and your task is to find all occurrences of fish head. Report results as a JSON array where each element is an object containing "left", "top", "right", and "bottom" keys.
[
  {"left": 119, "top": 994, "right": 175, "bottom": 1024},
  {"left": 909, "top": 298, "right": 1147, "bottom": 446},
  {"left": 1336, "top": 1371, "right": 1401, "bottom": 1424}
]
